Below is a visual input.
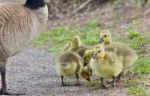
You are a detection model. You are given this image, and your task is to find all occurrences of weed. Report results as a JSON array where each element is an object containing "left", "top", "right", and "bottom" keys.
[
  {"left": 134, "top": 55, "right": 150, "bottom": 75},
  {"left": 123, "top": 80, "right": 138, "bottom": 87},
  {"left": 86, "top": 80, "right": 100, "bottom": 89},
  {"left": 128, "top": 86, "right": 148, "bottom": 96},
  {"left": 128, "top": 28, "right": 139, "bottom": 39}
]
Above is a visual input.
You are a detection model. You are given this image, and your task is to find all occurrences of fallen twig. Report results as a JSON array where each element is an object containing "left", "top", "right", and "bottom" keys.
[{"left": 68, "top": 0, "right": 93, "bottom": 17}]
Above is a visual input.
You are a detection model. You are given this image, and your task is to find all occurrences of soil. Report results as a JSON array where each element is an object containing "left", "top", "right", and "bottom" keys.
[{"left": 0, "top": 0, "right": 150, "bottom": 96}]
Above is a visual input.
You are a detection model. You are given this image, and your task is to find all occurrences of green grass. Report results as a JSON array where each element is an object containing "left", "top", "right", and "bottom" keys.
[
  {"left": 123, "top": 80, "right": 139, "bottom": 87},
  {"left": 111, "top": 0, "right": 122, "bottom": 9},
  {"left": 128, "top": 86, "right": 148, "bottom": 96},
  {"left": 34, "top": 20, "right": 150, "bottom": 53},
  {"left": 134, "top": 55, "right": 150, "bottom": 75},
  {"left": 128, "top": 28, "right": 139, "bottom": 39},
  {"left": 131, "top": 18, "right": 142, "bottom": 25},
  {"left": 129, "top": 36, "right": 150, "bottom": 49},
  {"left": 33, "top": 19, "right": 100, "bottom": 53},
  {"left": 85, "top": 80, "right": 100, "bottom": 89},
  {"left": 127, "top": 28, "right": 150, "bottom": 50}
]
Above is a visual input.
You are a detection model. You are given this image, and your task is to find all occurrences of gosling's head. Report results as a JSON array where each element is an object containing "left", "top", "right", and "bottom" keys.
[
  {"left": 67, "top": 41, "right": 72, "bottom": 48},
  {"left": 66, "top": 41, "right": 72, "bottom": 48},
  {"left": 93, "top": 45, "right": 105, "bottom": 59},
  {"left": 83, "top": 49, "right": 94, "bottom": 66},
  {"left": 99, "top": 30, "right": 111, "bottom": 45},
  {"left": 68, "top": 41, "right": 72, "bottom": 46},
  {"left": 80, "top": 66, "right": 91, "bottom": 82},
  {"left": 62, "top": 41, "right": 72, "bottom": 52},
  {"left": 71, "top": 36, "right": 81, "bottom": 48}
]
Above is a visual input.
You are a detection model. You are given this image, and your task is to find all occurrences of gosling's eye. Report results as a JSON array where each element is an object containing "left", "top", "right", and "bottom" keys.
[
  {"left": 98, "top": 50, "right": 101, "bottom": 53},
  {"left": 104, "top": 35, "right": 107, "bottom": 38},
  {"left": 86, "top": 73, "right": 89, "bottom": 76}
]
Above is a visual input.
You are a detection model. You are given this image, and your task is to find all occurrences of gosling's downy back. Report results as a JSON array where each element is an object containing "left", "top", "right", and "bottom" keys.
[{"left": 56, "top": 51, "right": 83, "bottom": 76}]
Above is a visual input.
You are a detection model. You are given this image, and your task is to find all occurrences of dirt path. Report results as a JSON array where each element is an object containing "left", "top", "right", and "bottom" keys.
[{"left": 0, "top": 0, "right": 18, "bottom": 3}]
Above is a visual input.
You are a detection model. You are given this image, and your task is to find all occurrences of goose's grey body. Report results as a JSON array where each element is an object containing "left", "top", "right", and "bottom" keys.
[
  {"left": 0, "top": 3, "right": 48, "bottom": 58},
  {"left": 0, "top": 0, "right": 48, "bottom": 95}
]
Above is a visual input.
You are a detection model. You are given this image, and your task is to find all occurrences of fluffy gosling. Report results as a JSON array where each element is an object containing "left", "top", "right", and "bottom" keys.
[
  {"left": 69, "top": 36, "right": 85, "bottom": 51},
  {"left": 90, "top": 45, "right": 123, "bottom": 88},
  {"left": 99, "top": 30, "right": 138, "bottom": 80},
  {"left": 56, "top": 51, "right": 91, "bottom": 86}
]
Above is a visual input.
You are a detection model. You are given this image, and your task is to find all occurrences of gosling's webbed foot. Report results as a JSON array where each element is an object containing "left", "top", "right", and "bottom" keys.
[
  {"left": 60, "top": 83, "right": 68, "bottom": 86},
  {"left": 61, "top": 83, "right": 80, "bottom": 86},
  {"left": 0, "top": 89, "right": 25, "bottom": 95},
  {"left": 100, "top": 84, "right": 107, "bottom": 89},
  {"left": 74, "top": 83, "right": 81, "bottom": 86},
  {"left": 100, "top": 77, "right": 107, "bottom": 89},
  {"left": 114, "top": 72, "right": 123, "bottom": 82},
  {"left": 107, "top": 80, "right": 113, "bottom": 84},
  {"left": 112, "top": 76, "right": 116, "bottom": 88}
]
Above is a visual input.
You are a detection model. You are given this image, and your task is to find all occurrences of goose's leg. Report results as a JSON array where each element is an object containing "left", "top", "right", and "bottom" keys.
[
  {"left": 61, "top": 75, "right": 66, "bottom": 86},
  {"left": 0, "top": 66, "right": 8, "bottom": 95},
  {"left": 75, "top": 74, "right": 80, "bottom": 86},
  {"left": 112, "top": 76, "right": 116, "bottom": 88},
  {"left": 108, "top": 72, "right": 123, "bottom": 84},
  {"left": 100, "top": 77, "right": 107, "bottom": 89},
  {"left": 115, "top": 72, "right": 123, "bottom": 82},
  {"left": 0, "top": 60, "right": 25, "bottom": 95}
]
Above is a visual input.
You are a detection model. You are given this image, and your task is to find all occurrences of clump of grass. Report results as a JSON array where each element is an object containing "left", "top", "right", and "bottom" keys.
[
  {"left": 128, "top": 28, "right": 139, "bottom": 39},
  {"left": 33, "top": 26, "right": 77, "bottom": 52},
  {"left": 85, "top": 80, "right": 100, "bottom": 89},
  {"left": 123, "top": 80, "right": 138, "bottom": 87},
  {"left": 33, "top": 19, "right": 100, "bottom": 53},
  {"left": 131, "top": 18, "right": 142, "bottom": 25},
  {"left": 128, "top": 86, "right": 148, "bottom": 96},
  {"left": 127, "top": 28, "right": 150, "bottom": 50},
  {"left": 111, "top": 0, "right": 122, "bottom": 9},
  {"left": 129, "top": 36, "right": 150, "bottom": 49},
  {"left": 134, "top": 55, "right": 150, "bottom": 75},
  {"left": 136, "top": 0, "right": 148, "bottom": 7}
]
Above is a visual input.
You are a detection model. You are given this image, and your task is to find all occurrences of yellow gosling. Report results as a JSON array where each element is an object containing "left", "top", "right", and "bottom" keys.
[
  {"left": 56, "top": 51, "right": 90, "bottom": 86},
  {"left": 90, "top": 45, "right": 123, "bottom": 88},
  {"left": 99, "top": 30, "right": 138, "bottom": 81}
]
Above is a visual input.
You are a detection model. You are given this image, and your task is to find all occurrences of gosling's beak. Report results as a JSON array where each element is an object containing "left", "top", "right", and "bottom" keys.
[
  {"left": 89, "top": 69, "right": 92, "bottom": 76},
  {"left": 99, "top": 38, "right": 104, "bottom": 43},
  {"left": 93, "top": 54, "right": 97, "bottom": 59},
  {"left": 84, "top": 62, "right": 87, "bottom": 66},
  {"left": 87, "top": 78, "right": 91, "bottom": 82}
]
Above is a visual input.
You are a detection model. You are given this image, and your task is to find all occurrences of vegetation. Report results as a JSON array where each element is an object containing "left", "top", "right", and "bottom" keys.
[
  {"left": 33, "top": 19, "right": 100, "bottom": 53},
  {"left": 127, "top": 28, "right": 150, "bottom": 51},
  {"left": 134, "top": 55, "right": 150, "bottom": 75},
  {"left": 128, "top": 86, "right": 148, "bottom": 96},
  {"left": 123, "top": 80, "right": 139, "bottom": 87},
  {"left": 86, "top": 80, "right": 100, "bottom": 89}
]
